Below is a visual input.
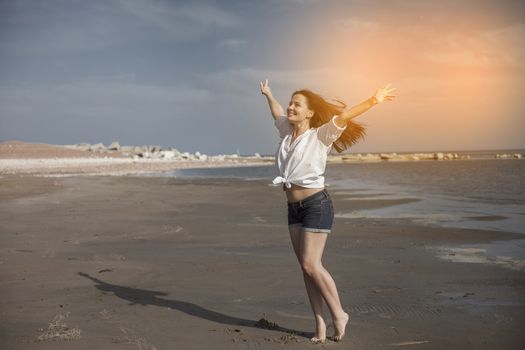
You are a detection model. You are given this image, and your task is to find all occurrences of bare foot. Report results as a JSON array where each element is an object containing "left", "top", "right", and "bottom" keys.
[
  {"left": 332, "top": 312, "right": 349, "bottom": 342},
  {"left": 310, "top": 318, "right": 327, "bottom": 344}
]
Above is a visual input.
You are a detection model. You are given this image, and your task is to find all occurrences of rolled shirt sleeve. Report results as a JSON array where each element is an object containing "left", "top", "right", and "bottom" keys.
[{"left": 316, "top": 115, "right": 347, "bottom": 146}]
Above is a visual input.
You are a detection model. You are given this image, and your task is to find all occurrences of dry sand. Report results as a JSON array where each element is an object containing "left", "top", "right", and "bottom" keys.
[
  {"left": 0, "top": 175, "right": 524, "bottom": 349},
  {"left": 0, "top": 140, "right": 125, "bottom": 159}
]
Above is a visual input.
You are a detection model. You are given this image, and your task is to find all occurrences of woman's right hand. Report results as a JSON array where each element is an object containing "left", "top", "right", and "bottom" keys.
[{"left": 260, "top": 79, "right": 272, "bottom": 96}]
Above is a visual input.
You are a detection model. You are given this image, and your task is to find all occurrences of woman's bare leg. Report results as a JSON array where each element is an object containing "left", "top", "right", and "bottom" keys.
[
  {"left": 300, "top": 231, "right": 349, "bottom": 341},
  {"left": 288, "top": 227, "right": 327, "bottom": 342}
]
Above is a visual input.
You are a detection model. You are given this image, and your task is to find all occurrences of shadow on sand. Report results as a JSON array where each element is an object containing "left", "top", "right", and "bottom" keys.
[{"left": 78, "top": 272, "right": 308, "bottom": 339}]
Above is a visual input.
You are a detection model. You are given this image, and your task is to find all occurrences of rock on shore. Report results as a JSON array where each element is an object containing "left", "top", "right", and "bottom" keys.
[
  {"left": 496, "top": 153, "right": 522, "bottom": 159},
  {"left": 339, "top": 152, "right": 471, "bottom": 162},
  {"left": 61, "top": 141, "right": 273, "bottom": 162}
]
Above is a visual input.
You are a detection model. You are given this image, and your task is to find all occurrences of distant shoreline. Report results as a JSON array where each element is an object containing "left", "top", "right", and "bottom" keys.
[{"left": 0, "top": 140, "right": 523, "bottom": 176}]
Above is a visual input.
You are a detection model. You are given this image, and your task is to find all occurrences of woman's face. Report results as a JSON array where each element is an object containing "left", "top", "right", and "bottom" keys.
[{"left": 287, "top": 94, "right": 313, "bottom": 124}]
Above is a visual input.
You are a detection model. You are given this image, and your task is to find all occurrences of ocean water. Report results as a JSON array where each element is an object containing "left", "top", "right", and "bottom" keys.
[
  {"left": 164, "top": 154, "right": 525, "bottom": 236},
  {"left": 326, "top": 159, "right": 524, "bottom": 235}
]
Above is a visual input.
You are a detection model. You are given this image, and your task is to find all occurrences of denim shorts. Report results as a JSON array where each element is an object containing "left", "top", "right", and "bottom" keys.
[{"left": 287, "top": 189, "right": 334, "bottom": 233}]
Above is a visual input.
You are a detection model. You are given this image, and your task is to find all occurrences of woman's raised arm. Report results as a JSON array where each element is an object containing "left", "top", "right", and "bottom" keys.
[
  {"left": 334, "top": 83, "right": 396, "bottom": 128},
  {"left": 260, "top": 79, "right": 285, "bottom": 120}
]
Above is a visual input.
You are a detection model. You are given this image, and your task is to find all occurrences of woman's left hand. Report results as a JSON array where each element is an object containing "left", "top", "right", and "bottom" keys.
[{"left": 373, "top": 83, "right": 396, "bottom": 104}]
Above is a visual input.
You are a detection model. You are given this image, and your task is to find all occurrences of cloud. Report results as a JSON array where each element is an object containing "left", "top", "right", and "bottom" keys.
[
  {"left": 417, "top": 23, "right": 525, "bottom": 70},
  {"left": 478, "top": 23, "right": 525, "bottom": 69},
  {"left": 0, "top": 78, "right": 212, "bottom": 122},
  {"left": 193, "top": 66, "right": 348, "bottom": 96},
  {"left": 269, "top": 0, "right": 329, "bottom": 5},
  {"left": 0, "top": 76, "right": 221, "bottom": 149},
  {"left": 0, "top": 0, "right": 240, "bottom": 53},
  {"left": 217, "top": 38, "right": 248, "bottom": 50},
  {"left": 0, "top": 1, "right": 122, "bottom": 52},
  {"left": 116, "top": 0, "right": 239, "bottom": 39},
  {"left": 334, "top": 17, "right": 379, "bottom": 33}
]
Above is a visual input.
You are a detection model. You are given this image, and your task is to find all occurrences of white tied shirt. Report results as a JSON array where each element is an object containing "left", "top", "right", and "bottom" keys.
[{"left": 272, "top": 115, "right": 347, "bottom": 189}]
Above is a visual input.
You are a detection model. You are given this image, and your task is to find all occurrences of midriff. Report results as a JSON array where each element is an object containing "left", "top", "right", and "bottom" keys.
[{"left": 284, "top": 183, "right": 324, "bottom": 203}]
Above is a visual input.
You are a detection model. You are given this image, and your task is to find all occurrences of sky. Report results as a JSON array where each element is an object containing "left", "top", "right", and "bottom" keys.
[{"left": 0, "top": 0, "right": 524, "bottom": 155}]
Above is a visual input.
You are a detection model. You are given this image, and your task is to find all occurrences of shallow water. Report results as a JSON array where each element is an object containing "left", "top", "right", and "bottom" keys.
[
  {"left": 326, "top": 159, "right": 524, "bottom": 235},
  {"left": 163, "top": 156, "right": 525, "bottom": 235}
]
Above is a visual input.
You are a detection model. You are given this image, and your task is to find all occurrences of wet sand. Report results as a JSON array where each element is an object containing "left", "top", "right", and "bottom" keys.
[{"left": 0, "top": 175, "right": 524, "bottom": 349}]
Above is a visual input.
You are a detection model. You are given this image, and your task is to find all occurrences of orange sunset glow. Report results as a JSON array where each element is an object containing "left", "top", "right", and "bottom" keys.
[
  {"left": 0, "top": 0, "right": 523, "bottom": 155},
  {"left": 270, "top": 1, "right": 525, "bottom": 153}
]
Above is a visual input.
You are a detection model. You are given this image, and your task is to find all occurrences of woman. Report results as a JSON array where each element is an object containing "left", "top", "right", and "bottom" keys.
[{"left": 260, "top": 79, "right": 396, "bottom": 343}]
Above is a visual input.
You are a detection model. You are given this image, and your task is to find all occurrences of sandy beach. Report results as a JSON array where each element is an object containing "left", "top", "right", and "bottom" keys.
[{"left": 1, "top": 173, "right": 524, "bottom": 349}]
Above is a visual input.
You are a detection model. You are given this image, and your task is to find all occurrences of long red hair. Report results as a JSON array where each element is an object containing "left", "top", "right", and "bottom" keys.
[{"left": 292, "top": 89, "right": 366, "bottom": 153}]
